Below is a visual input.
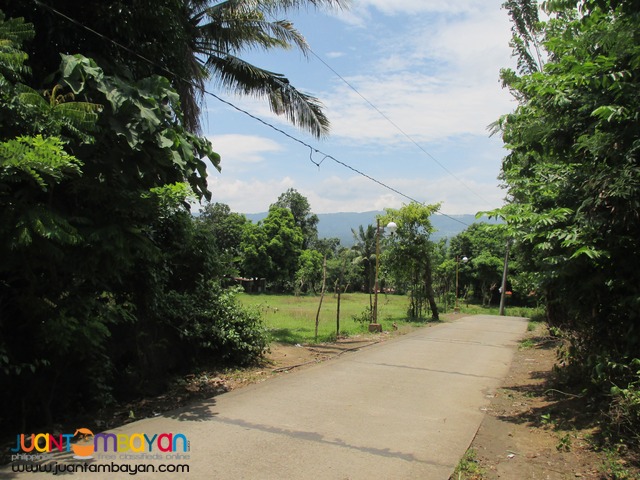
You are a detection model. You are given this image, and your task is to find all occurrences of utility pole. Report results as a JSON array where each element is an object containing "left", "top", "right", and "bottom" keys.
[
  {"left": 499, "top": 239, "right": 511, "bottom": 316},
  {"left": 373, "top": 219, "right": 380, "bottom": 324}
]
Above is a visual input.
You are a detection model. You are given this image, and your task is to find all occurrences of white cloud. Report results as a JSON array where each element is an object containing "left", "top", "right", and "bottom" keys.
[
  {"left": 319, "top": 5, "right": 515, "bottom": 146},
  {"left": 207, "top": 134, "right": 284, "bottom": 167},
  {"left": 362, "top": 0, "right": 484, "bottom": 14},
  {"left": 206, "top": 176, "right": 297, "bottom": 213},
  {"left": 323, "top": 73, "right": 511, "bottom": 145},
  {"left": 203, "top": 167, "right": 505, "bottom": 216},
  {"left": 410, "top": 8, "right": 514, "bottom": 82},
  {"left": 333, "top": 0, "right": 489, "bottom": 24}
]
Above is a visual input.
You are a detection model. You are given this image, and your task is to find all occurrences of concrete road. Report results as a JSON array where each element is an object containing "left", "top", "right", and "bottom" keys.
[{"left": 5, "top": 315, "right": 527, "bottom": 480}]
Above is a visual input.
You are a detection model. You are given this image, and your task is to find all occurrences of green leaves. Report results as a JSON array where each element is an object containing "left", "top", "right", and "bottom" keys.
[
  {"left": 495, "top": 1, "right": 640, "bottom": 424},
  {"left": 380, "top": 202, "right": 441, "bottom": 319},
  {"left": 0, "top": 135, "right": 82, "bottom": 189},
  {"left": 0, "top": 10, "right": 231, "bottom": 431},
  {"left": 0, "top": 12, "right": 33, "bottom": 82},
  {"left": 14, "top": 83, "right": 103, "bottom": 143},
  {"left": 591, "top": 105, "right": 630, "bottom": 122},
  {"left": 56, "top": 53, "right": 220, "bottom": 199}
]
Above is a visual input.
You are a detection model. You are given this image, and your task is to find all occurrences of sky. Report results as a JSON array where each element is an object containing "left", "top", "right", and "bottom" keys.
[{"left": 200, "top": 0, "right": 518, "bottom": 216}]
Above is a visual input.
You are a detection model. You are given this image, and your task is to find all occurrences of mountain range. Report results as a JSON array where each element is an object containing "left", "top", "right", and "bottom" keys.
[{"left": 244, "top": 211, "right": 501, "bottom": 246}]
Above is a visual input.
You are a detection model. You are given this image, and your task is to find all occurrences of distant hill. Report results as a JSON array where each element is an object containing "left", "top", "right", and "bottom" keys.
[{"left": 244, "top": 211, "right": 501, "bottom": 246}]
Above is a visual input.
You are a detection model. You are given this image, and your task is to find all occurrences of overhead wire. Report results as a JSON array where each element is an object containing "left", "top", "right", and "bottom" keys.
[
  {"left": 309, "top": 49, "right": 493, "bottom": 206},
  {"left": 31, "top": 0, "right": 471, "bottom": 227}
]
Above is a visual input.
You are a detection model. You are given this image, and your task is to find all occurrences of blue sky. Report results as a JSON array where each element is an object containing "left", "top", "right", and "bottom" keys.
[{"left": 200, "top": 0, "right": 517, "bottom": 215}]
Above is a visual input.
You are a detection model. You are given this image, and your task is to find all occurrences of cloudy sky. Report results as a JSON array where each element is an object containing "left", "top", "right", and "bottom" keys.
[{"left": 201, "top": 0, "right": 517, "bottom": 216}]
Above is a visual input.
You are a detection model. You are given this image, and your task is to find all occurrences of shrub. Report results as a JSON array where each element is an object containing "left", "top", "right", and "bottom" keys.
[{"left": 165, "top": 283, "right": 269, "bottom": 367}]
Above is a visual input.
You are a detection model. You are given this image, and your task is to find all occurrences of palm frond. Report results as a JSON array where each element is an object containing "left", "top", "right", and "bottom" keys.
[
  {"left": 184, "top": 0, "right": 344, "bottom": 135},
  {"left": 197, "top": 11, "right": 309, "bottom": 54},
  {"left": 215, "top": 0, "right": 350, "bottom": 15},
  {"left": 206, "top": 54, "right": 329, "bottom": 137}
]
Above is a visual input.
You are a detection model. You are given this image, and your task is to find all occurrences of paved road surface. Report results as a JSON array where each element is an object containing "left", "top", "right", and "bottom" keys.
[{"left": 5, "top": 315, "right": 527, "bottom": 479}]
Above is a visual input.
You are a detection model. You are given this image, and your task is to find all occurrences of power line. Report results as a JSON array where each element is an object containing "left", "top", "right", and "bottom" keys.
[
  {"left": 31, "top": 0, "right": 470, "bottom": 227},
  {"left": 309, "top": 49, "right": 494, "bottom": 206}
]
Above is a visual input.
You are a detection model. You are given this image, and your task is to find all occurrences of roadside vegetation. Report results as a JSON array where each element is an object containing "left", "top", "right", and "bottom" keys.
[
  {"left": 2, "top": 1, "right": 640, "bottom": 471},
  {"left": 0, "top": 2, "right": 524, "bottom": 436},
  {"left": 486, "top": 0, "right": 640, "bottom": 459}
]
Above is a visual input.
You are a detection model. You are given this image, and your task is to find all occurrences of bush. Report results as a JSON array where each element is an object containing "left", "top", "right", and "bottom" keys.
[
  {"left": 164, "top": 283, "right": 269, "bottom": 367},
  {"left": 601, "top": 360, "right": 640, "bottom": 448},
  {"left": 352, "top": 306, "right": 372, "bottom": 326}
]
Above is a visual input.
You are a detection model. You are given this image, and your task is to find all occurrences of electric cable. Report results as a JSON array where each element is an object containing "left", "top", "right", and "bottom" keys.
[
  {"left": 31, "top": 0, "right": 471, "bottom": 227},
  {"left": 310, "top": 49, "right": 494, "bottom": 206}
]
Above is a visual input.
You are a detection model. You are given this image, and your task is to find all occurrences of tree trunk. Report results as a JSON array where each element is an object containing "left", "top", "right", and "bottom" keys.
[{"left": 424, "top": 259, "right": 439, "bottom": 321}]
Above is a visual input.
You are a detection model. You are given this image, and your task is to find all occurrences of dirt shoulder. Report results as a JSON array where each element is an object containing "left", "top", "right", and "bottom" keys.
[{"left": 459, "top": 322, "right": 640, "bottom": 480}]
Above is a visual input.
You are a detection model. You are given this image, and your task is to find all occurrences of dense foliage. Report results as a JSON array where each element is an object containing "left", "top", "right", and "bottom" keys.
[
  {"left": 447, "top": 224, "right": 519, "bottom": 307},
  {"left": 381, "top": 203, "right": 441, "bottom": 320},
  {"left": 0, "top": 11, "right": 267, "bottom": 431},
  {"left": 491, "top": 0, "right": 640, "bottom": 445},
  {"left": 0, "top": 0, "right": 348, "bottom": 432},
  {"left": 0, "top": 0, "right": 347, "bottom": 136}
]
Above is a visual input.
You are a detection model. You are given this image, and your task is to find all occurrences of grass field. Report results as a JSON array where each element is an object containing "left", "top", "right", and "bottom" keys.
[
  {"left": 237, "top": 292, "right": 543, "bottom": 345},
  {"left": 238, "top": 292, "right": 422, "bottom": 344}
]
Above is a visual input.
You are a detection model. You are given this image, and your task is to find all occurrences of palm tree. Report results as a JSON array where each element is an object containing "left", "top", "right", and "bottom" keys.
[
  {"left": 2, "top": 0, "right": 348, "bottom": 137},
  {"left": 179, "top": 0, "right": 348, "bottom": 135},
  {"left": 351, "top": 224, "right": 377, "bottom": 310}
]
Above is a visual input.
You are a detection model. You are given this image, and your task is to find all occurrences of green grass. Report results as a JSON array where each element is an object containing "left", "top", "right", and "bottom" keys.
[
  {"left": 456, "top": 304, "right": 501, "bottom": 316},
  {"left": 238, "top": 293, "right": 545, "bottom": 345},
  {"left": 238, "top": 292, "right": 423, "bottom": 344},
  {"left": 452, "top": 448, "right": 484, "bottom": 479},
  {"left": 456, "top": 303, "right": 544, "bottom": 320},
  {"left": 519, "top": 338, "right": 537, "bottom": 350}
]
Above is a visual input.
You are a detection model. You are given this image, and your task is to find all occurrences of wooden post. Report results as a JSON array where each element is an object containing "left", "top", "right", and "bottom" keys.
[
  {"left": 314, "top": 256, "right": 327, "bottom": 343},
  {"left": 336, "top": 255, "right": 346, "bottom": 338}
]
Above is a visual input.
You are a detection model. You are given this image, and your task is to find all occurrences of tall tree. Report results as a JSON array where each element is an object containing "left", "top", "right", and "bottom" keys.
[
  {"left": 198, "top": 202, "right": 248, "bottom": 277},
  {"left": 0, "top": 0, "right": 348, "bottom": 136},
  {"left": 241, "top": 205, "right": 303, "bottom": 290},
  {"left": 272, "top": 188, "right": 319, "bottom": 249},
  {"left": 490, "top": 0, "right": 640, "bottom": 442},
  {"left": 381, "top": 203, "right": 441, "bottom": 320}
]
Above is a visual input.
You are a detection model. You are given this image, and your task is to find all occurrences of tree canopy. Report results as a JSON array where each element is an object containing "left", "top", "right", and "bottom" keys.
[
  {"left": 0, "top": 0, "right": 347, "bottom": 136},
  {"left": 272, "top": 187, "right": 319, "bottom": 249},
  {"left": 381, "top": 203, "right": 441, "bottom": 320},
  {"left": 491, "top": 0, "right": 640, "bottom": 445}
]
